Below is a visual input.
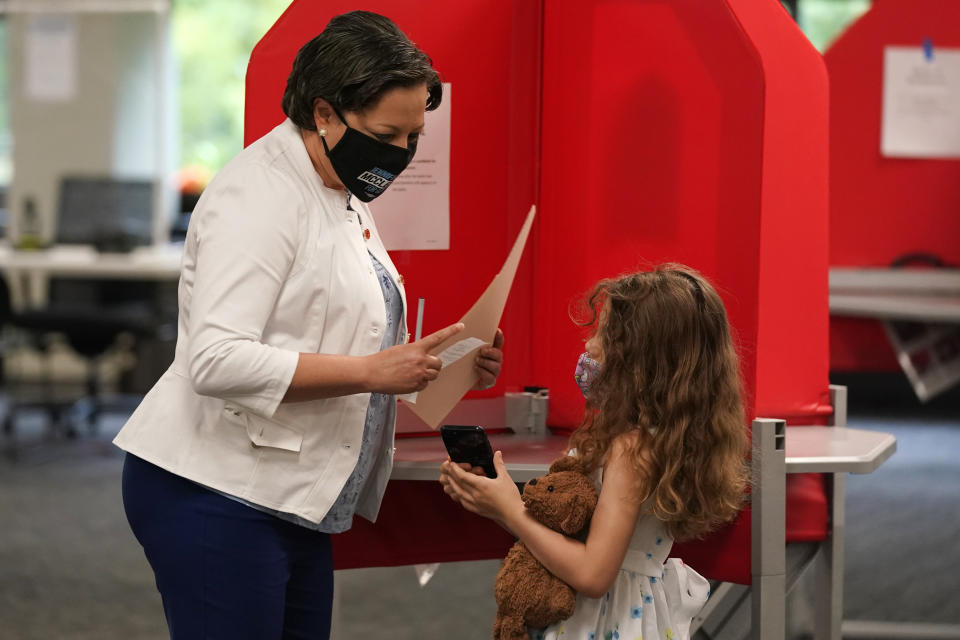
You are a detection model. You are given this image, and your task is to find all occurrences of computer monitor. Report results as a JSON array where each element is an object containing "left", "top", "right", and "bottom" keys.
[{"left": 56, "top": 176, "right": 154, "bottom": 251}]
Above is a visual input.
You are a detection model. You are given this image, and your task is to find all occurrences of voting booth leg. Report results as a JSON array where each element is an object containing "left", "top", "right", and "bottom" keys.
[
  {"left": 814, "top": 385, "right": 847, "bottom": 640},
  {"left": 751, "top": 418, "right": 787, "bottom": 640},
  {"left": 691, "top": 581, "right": 755, "bottom": 638}
]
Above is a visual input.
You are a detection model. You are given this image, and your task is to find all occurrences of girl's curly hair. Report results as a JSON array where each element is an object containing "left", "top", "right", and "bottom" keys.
[{"left": 568, "top": 264, "right": 748, "bottom": 540}]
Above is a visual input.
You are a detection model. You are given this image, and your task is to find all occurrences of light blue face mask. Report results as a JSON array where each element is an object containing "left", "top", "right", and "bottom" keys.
[{"left": 574, "top": 352, "right": 602, "bottom": 397}]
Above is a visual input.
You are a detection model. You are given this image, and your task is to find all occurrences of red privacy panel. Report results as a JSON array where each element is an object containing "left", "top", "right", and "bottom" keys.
[
  {"left": 534, "top": 1, "right": 831, "bottom": 427},
  {"left": 245, "top": 0, "right": 542, "bottom": 394},
  {"left": 535, "top": 0, "right": 830, "bottom": 584},
  {"left": 246, "top": 0, "right": 831, "bottom": 584},
  {"left": 535, "top": 0, "right": 764, "bottom": 430},
  {"left": 826, "top": 0, "right": 960, "bottom": 371}
]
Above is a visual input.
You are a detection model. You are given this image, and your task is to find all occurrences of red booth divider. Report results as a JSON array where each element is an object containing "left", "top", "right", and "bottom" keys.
[
  {"left": 245, "top": 0, "right": 832, "bottom": 584},
  {"left": 534, "top": 0, "right": 830, "bottom": 585},
  {"left": 826, "top": 0, "right": 960, "bottom": 372}
]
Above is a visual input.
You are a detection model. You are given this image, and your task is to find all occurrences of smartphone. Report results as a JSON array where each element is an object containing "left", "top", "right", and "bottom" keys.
[{"left": 440, "top": 425, "right": 497, "bottom": 478}]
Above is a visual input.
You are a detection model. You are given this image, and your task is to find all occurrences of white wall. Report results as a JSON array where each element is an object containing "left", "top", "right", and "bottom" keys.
[{"left": 6, "top": 10, "right": 175, "bottom": 244}]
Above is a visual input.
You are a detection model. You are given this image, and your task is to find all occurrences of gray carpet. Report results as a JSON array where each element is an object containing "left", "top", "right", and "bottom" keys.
[
  {"left": 0, "top": 398, "right": 957, "bottom": 639},
  {"left": 844, "top": 416, "right": 960, "bottom": 625}
]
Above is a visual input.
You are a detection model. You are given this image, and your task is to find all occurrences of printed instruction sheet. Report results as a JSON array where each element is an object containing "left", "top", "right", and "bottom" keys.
[{"left": 882, "top": 46, "right": 960, "bottom": 158}]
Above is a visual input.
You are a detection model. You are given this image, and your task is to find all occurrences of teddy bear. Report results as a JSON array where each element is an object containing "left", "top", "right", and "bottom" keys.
[{"left": 493, "top": 455, "right": 599, "bottom": 640}]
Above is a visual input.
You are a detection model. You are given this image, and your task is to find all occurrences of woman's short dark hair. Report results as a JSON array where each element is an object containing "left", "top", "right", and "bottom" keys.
[{"left": 282, "top": 10, "right": 442, "bottom": 130}]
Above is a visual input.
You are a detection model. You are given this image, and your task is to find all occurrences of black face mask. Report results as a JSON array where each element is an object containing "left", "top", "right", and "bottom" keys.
[{"left": 320, "top": 111, "right": 415, "bottom": 202}]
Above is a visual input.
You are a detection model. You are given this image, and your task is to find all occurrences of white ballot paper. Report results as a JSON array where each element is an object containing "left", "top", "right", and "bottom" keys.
[{"left": 401, "top": 205, "right": 537, "bottom": 428}]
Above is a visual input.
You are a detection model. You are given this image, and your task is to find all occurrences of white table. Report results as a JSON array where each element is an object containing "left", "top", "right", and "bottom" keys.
[
  {"left": 829, "top": 267, "right": 960, "bottom": 323},
  {"left": 0, "top": 243, "right": 183, "bottom": 310},
  {"left": 390, "top": 425, "right": 897, "bottom": 482}
]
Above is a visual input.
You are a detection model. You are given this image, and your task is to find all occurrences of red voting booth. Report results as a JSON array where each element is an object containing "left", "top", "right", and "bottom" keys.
[
  {"left": 826, "top": 0, "right": 960, "bottom": 373},
  {"left": 245, "top": 0, "right": 831, "bottom": 585}
]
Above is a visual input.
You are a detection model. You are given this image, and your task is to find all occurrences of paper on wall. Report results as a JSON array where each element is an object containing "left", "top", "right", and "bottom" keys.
[
  {"left": 25, "top": 15, "right": 77, "bottom": 102},
  {"left": 401, "top": 204, "right": 537, "bottom": 428},
  {"left": 881, "top": 46, "right": 960, "bottom": 158}
]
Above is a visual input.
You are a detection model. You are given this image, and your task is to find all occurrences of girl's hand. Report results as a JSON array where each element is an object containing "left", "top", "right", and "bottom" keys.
[
  {"left": 364, "top": 323, "right": 464, "bottom": 394},
  {"left": 473, "top": 329, "right": 504, "bottom": 390},
  {"left": 438, "top": 459, "right": 485, "bottom": 504},
  {"left": 439, "top": 451, "right": 523, "bottom": 524}
]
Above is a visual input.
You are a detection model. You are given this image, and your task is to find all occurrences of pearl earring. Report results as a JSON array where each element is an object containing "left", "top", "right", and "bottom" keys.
[{"left": 318, "top": 128, "right": 327, "bottom": 137}]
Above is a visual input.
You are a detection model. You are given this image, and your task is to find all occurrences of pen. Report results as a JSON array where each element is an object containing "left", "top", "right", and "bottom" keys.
[{"left": 415, "top": 297, "right": 425, "bottom": 342}]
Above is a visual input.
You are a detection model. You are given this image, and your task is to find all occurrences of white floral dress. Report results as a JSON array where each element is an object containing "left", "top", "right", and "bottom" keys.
[{"left": 533, "top": 472, "right": 710, "bottom": 640}]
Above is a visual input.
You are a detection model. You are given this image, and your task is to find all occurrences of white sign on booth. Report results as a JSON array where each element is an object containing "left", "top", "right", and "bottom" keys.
[{"left": 881, "top": 46, "right": 960, "bottom": 158}]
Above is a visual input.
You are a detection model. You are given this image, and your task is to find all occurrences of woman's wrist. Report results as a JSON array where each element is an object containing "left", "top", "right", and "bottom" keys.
[
  {"left": 355, "top": 353, "right": 376, "bottom": 393},
  {"left": 318, "top": 353, "right": 375, "bottom": 394},
  {"left": 283, "top": 353, "right": 376, "bottom": 401}
]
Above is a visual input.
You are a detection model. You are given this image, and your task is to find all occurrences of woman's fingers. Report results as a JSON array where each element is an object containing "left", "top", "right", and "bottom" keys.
[
  {"left": 473, "top": 332, "right": 503, "bottom": 389},
  {"left": 418, "top": 322, "right": 464, "bottom": 350},
  {"left": 425, "top": 354, "right": 443, "bottom": 372},
  {"left": 368, "top": 324, "right": 458, "bottom": 393},
  {"left": 476, "top": 354, "right": 500, "bottom": 370}
]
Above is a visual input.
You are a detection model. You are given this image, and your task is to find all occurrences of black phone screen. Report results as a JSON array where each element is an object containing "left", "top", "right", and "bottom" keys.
[{"left": 440, "top": 425, "right": 497, "bottom": 478}]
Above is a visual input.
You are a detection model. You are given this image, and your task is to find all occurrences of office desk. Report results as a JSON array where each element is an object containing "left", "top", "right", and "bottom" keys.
[{"left": 0, "top": 243, "right": 183, "bottom": 310}]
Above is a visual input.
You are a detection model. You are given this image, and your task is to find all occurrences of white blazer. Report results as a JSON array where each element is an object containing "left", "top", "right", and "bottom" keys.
[{"left": 114, "top": 119, "right": 408, "bottom": 524}]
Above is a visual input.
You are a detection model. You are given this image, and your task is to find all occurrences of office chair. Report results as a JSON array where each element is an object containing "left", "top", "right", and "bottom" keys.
[
  {"left": 0, "top": 274, "right": 66, "bottom": 441},
  {"left": 1, "top": 177, "right": 173, "bottom": 446}
]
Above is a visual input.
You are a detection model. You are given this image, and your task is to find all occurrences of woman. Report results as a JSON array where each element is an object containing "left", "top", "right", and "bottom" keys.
[{"left": 115, "top": 11, "right": 504, "bottom": 640}]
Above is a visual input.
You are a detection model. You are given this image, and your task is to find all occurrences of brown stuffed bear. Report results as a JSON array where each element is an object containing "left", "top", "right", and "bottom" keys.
[{"left": 493, "top": 455, "right": 599, "bottom": 640}]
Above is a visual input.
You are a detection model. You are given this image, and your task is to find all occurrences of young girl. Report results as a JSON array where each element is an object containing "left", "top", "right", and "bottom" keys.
[{"left": 440, "top": 264, "right": 748, "bottom": 640}]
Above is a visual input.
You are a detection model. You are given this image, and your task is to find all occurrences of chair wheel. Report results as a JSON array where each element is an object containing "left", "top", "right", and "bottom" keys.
[{"left": 87, "top": 410, "right": 101, "bottom": 435}]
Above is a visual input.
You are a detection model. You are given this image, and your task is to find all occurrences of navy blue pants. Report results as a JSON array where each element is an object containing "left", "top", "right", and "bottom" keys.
[{"left": 122, "top": 454, "right": 334, "bottom": 640}]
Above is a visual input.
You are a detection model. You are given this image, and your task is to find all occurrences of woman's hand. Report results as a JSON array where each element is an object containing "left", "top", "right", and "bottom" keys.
[
  {"left": 365, "top": 323, "right": 464, "bottom": 394},
  {"left": 439, "top": 451, "right": 523, "bottom": 525},
  {"left": 473, "top": 328, "right": 504, "bottom": 390}
]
